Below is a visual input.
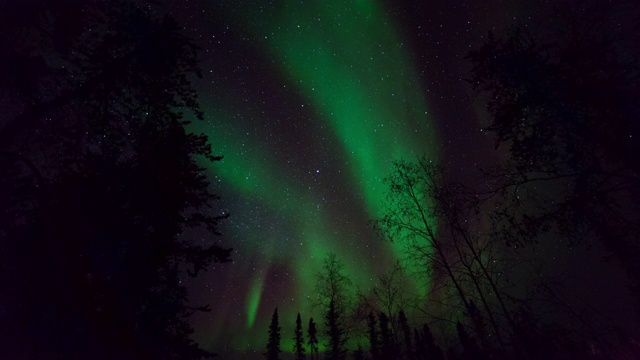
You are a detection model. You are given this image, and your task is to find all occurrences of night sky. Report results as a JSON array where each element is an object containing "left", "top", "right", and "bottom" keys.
[{"left": 135, "top": 0, "right": 630, "bottom": 356}]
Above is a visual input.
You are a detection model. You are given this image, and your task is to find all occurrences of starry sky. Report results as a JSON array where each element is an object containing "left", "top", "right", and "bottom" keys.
[{"left": 152, "top": 0, "right": 555, "bottom": 355}]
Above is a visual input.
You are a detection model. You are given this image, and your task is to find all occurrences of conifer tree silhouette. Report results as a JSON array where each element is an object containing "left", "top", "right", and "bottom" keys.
[
  {"left": 293, "top": 312, "right": 305, "bottom": 360},
  {"left": 265, "top": 308, "right": 282, "bottom": 360},
  {"left": 307, "top": 317, "right": 319, "bottom": 360}
]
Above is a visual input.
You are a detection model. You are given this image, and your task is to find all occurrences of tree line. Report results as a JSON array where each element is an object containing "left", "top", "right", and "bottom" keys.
[
  {"left": 261, "top": 251, "right": 527, "bottom": 360},
  {"left": 264, "top": 304, "right": 449, "bottom": 360}
]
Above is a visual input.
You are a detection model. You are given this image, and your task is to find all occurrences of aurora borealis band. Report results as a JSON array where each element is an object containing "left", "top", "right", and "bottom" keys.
[
  {"left": 166, "top": 0, "right": 535, "bottom": 355},
  {"left": 6, "top": 0, "right": 640, "bottom": 358},
  {"left": 185, "top": 0, "right": 436, "bottom": 352}
]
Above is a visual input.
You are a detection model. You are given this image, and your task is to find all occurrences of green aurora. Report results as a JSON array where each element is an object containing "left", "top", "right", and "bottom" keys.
[{"left": 191, "top": 0, "right": 438, "bottom": 353}]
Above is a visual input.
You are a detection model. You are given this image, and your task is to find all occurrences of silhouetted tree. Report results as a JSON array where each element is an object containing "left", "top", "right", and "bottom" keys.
[
  {"left": 376, "top": 158, "right": 517, "bottom": 350},
  {"left": 464, "top": 2, "right": 640, "bottom": 357},
  {"left": 376, "top": 160, "right": 473, "bottom": 323},
  {"left": 293, "top": 312, "right": 306, "bottom": 360},
  {"left": 370, "top": 263, "right": 415, "bottom": 337},
  {"left": 379, "top": 311, "right": 397, "bottom": 359},
  {"left": 398, "top": 310, "right": 413, "bottom": 358},
  {"left": 265, "top": 308, "right": 282, "bottom": 360},
  {"left": 325, "top": 299, "right": 348, "bottom": 360},
  {"left": 421, "top": 324, "right": 443, "bottom": 360},
  {"left": 315, "top": 253, "right": 353, "bottom": 319},
  {"left": 367, "top": 311, "right": 380, "bottom": 359},
  {"left": 0, "top": 1, "right": 231, "bottom": 359},
  {"left": 466, "top": 0, "right": 640, "bottom": 303},
  {"left": 308, "top": 317, "right": 319, "bottom": 360},
  {"left": 315, "top": 253, "right": 352, "bottom": 359}
]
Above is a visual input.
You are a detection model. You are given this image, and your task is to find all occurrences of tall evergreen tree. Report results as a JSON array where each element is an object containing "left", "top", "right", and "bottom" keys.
[
  {"left": 293, "top": 312, "right": 306, "bottom": 360},
  {"left": 265, "top": 308, "right": 282, "bottom": 360},
  {"left": 367, "top": 311, "right": 380, "bottom": 359},
  {"left": 308, "top": 317, "right": 319, "bottom": 360}
]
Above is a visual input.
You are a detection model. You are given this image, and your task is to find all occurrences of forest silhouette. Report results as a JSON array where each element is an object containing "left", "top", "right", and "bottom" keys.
[
  {"left": 1, "top": 1, "right": 231, "bottom": 358},
  {"left": 1, "top": 0, "right": 639, "bottom": 359}
]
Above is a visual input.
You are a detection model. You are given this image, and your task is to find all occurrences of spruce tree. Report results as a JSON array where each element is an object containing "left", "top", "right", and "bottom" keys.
[
  {"left": 293, "top": 312, "right": 305, "bottom": 360},
  {"left": 308, "top": 317, "right": 319, "bottom": 360},
  {"left": 265, "top": 308, "right": 281, "bottom": 360}
]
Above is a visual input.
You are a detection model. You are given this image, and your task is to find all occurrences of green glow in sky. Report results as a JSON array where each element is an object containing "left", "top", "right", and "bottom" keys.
[
  {"left": 190, "top": 107, "right": 380, "bottom": 350},
  {"left": 246, "top": 275, "right": 264, "bottom": 328},
  {"left": 250, "top": 0, "right": 436, "bottom": 215},
  {"left": 193, "top": 0, "right": 438, "bottom": 353}
]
